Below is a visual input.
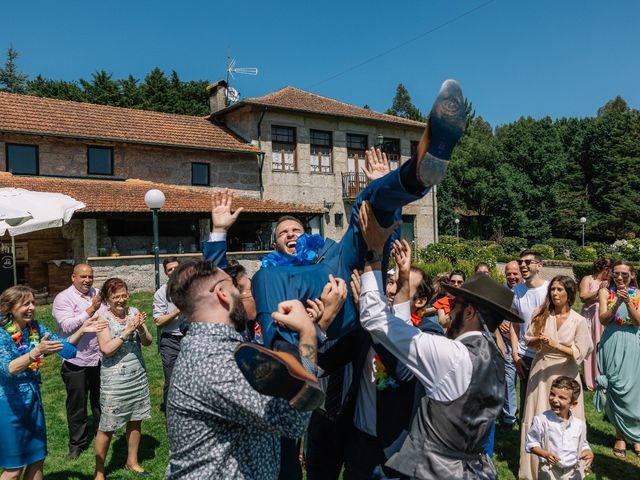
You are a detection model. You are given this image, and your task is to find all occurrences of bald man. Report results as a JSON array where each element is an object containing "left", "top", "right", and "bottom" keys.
[{"left": 53, "top": 263, "right": 104, "bottom": 460}]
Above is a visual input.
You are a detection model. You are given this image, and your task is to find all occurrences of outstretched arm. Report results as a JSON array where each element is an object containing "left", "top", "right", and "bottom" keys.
[{"left": 202, "top": 188, "right": 244, "bottom": 268}]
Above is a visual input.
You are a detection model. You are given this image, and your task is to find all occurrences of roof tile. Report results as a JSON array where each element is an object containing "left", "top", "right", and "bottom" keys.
[
  {"left": 0, "top": 172, "right": 321, "bottom": 214},
  {"left": 0, "top": 92, "right": 258, "bottom": 153}
]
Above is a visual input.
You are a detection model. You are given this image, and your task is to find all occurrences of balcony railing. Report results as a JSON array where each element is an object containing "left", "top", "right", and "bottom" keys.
[{"left": 341, "top": 172, "right": 368, "bottom": 199}]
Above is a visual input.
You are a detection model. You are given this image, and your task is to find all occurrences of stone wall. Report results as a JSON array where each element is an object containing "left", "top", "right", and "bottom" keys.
[
  {"left": 223, "top": 107, "right": 435, "bottom": 244},
  {"left": 0, "top": 133, "right": 260, "bottom": 194},
  {"left": 88, "top": 252, "right": 263, "bottom": 292}
]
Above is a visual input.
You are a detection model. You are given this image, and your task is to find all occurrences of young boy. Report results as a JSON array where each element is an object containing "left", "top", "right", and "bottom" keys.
[{"left": 526, "top": 376, "right": 594, "bottom": 480}]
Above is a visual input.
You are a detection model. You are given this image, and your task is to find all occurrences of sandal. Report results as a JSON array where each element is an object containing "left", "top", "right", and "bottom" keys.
[{"left": 614, "top": 439, "right": 627, "bottom": 458}]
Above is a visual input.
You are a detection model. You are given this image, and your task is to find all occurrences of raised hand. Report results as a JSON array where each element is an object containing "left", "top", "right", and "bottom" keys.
[
  {"left": 272, "top": 300, "right": 315, "bottom": 335},
  {"left": 350, "top": 270, "right": 361, "bottom": 307},
  {"left": 363, "top": 147, "right": 390, "bottom": 181},
  {"left": 359, "top": 201, "right": 401, "bottom": 254},
  {"left": 33, "top": 333, "right": 63, "bottom": 356},
  {"left": 392, "top": 240, "right": 412, "bottom": 279},
  {"left": 211, "top": 188, "right": 244, "bottom": 232},
  {"left": 305, "top": 298, "right": 325, "bottom": 323},
  {"left": 317, "top": 275, "right": 348, "bottom": 331}
]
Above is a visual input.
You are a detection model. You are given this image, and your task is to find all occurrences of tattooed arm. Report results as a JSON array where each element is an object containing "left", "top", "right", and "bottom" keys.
[{"left": 272, "top": 300, "right": 318, "bottom": 364}]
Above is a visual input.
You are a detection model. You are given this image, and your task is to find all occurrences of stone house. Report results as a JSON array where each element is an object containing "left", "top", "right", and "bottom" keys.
[{"left": 0, "top": 86, "right": 437, "bottom": 293}]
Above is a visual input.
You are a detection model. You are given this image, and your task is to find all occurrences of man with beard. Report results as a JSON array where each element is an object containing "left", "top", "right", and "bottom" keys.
[
  {"left": 164, "top": 260, "right": 319, "bottom": 480},
  {"left": 509, "top": 250, "right": 549, "bottom": 421},
  {"left": 355, "top": 201, "right": 522, "bottom": 479},
  {"left": 53, "top": 263, "right": 104, "bottom": 460}
]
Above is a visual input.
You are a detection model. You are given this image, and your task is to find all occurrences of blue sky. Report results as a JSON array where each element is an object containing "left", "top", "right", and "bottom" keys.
[{"left": 2, "top": 0, "right": 638, "bottom": 127}]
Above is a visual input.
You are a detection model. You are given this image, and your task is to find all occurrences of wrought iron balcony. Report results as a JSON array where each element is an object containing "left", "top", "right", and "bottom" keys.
[{"left": 341, "top": 172, "right": 368, "bottom": 199}]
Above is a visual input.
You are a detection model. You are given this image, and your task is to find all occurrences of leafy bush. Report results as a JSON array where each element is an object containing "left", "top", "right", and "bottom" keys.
[
  {"left": 416, "top": 259, "right": 454, "bottom": 279},
  {"left": 438, "top": 235, "right": 461, "bottom": 245},
  {"left": 572, "top": 262, "right": 594, "bottom": 281},
  {"left": 587, "top": 242, "right": 614, "bottom": 260},
  {"left": 531, "top": 244, "right": 555, "bottom": 261},
  {"left": 419, "top": 243, "right": 458, "bottom": 264},
  {"left": 497, "top": 236, "right": 527, "bottom": 256},
  {"left": 544, "top": 238, "right": 578, "bottom": 259},
  {"left": 611, "top": 239, "right": 640, "bottom": 261},
  {"left": 572, "top": 246, "right": 597, "bottom": 262}
]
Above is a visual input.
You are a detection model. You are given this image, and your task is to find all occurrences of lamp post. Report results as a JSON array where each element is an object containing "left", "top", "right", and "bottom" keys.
[
  {"left": 454, "top": 218, "right": 460, "bottom": 242},
  {"left": 144, "top": 189, "right": 166, "bottom": 291},
  {"left": 376, "top": 134, "right": 384, "bottom": 151},
  {"left": 580, "top": 216, "right": 587, "bottom": 247}
]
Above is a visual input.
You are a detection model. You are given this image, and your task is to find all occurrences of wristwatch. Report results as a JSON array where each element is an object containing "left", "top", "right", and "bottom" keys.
[{"left": 365, "top": 249, "right": 382, "bottom": 263}]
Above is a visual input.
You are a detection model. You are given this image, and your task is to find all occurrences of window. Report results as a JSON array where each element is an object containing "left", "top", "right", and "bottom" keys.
[
  {"left": 383, "top": 138, "right": 400, "bottom": 169},
  {"left": 410, "top": 140, "right": 419, "bottom": 158},
  {"left": 87, "top": 146, "right": 113, "bottom": 175},
  {"left": 346, "top": 134, "right": 368, "bottom": 172},
  {"left": 6, "top": 144, "right": 38, "bottom": 175},
  {"left": 191, "top": 162, "right": 210, "bottom": 186},
  {"left": 310, "top": 129, "right": 332, "bottom": 173},
  {"left": 272, "top": 125, "right": 296, "bottom": 171},
  {"left": 334, "top": 213, "right": 344, "bottom": 228}
]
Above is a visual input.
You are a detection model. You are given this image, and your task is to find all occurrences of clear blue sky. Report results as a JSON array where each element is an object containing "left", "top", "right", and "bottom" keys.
[{"left": 2, "top": 0, "right": 638, "bottom": 127}]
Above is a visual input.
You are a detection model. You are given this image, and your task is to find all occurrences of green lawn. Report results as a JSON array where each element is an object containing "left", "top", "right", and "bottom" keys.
[{"left": 21, "top": 293, "right": 640, "bottom": 478}]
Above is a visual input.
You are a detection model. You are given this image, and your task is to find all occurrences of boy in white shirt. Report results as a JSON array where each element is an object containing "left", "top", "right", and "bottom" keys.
[{"left": 526, "top": 376, "right": 594, "bottom": 480}]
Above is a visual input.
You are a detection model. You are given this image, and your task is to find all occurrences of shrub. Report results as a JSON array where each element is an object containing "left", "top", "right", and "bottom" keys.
[
  {"left": 497, "top": 236, "right": 527, "bottom": 256},
  {"left": 416, "top": 259, "right": 454, "bottom": 279},
  {"left": 438, "top": 235, "right": 461, "bottom": 245},
  {"left": 531, "top": 244, "right": 555, "bottom": 261},
  {"left": 587, "top": 242, "right": 613, "bottom": 260},
  {"left": 572, "top": 262, "right": 594, "bottom": 281},
  {"left": 419, "top": 243, "right": 457, "bottom": 264},
  {"left": 544, "top": 238, "right": 578, "bottom": 259},
  {"left": 572, "top": 246, "right": 597, "bottom": 262}
]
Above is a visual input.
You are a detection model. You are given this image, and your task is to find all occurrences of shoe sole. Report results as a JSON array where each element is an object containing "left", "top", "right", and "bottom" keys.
[
  {"left": 418, "top": 79, "right": 466, "bottom": 187},
  {"left": 234, "top": 343, "right": 325, "bottom": 411}
]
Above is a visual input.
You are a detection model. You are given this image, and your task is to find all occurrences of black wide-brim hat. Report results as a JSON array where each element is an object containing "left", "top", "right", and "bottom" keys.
[{"left": 443, "top": 273, "right": 523, "bottom": 324}]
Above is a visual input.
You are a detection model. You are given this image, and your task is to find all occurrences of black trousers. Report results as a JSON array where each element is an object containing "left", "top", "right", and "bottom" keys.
[
  {"left": 518, "top": 354, "right": 534, "bottom": 421},
  {"left": 344, "top": 427, "right": 388, "bottom": 480},
  {"left": 305, "top": 412, "right": 347, "bottom": 480},
  {"left": 60, "top": 361, "right": 101, "bottom": 451},
  {"left": 160, "top": 332, "right": 183, "bottom": 409}
]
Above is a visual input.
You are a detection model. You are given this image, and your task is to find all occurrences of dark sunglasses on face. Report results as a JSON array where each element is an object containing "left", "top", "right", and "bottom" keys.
[
  {"left": 518, "top": 259, "right": 538, "bottom": 266},
  {"left": 450, "top": 280, "right": 464, "bottom": 286},
  {"left": 613, "top": 272, "right": 630, "bottom": 278}
]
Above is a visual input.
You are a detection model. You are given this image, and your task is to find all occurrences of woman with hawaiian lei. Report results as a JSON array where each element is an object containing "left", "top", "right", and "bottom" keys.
[
  {"left": 518, "top": 275, "right": 593, "bottom": 480},
  {"left": 94, "top": 278, "right": 153, "bottom": 480},
  {"left": 596, "top": 260, "right": 640, "bottom": 458},
  {"left": 0, "top": 286, "right": 98, "bottom": 480}
]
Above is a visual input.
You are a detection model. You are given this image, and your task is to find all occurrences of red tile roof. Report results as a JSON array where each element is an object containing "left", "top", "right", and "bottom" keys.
[
  {"left": 0, "top": 92, "right": 258, "bottom": 154},
  {"left": 0, "top": 172, "right": 321, "bottom": 214},
  {"left": 216, "top": 86, "right": 426, "bottom": 128}
]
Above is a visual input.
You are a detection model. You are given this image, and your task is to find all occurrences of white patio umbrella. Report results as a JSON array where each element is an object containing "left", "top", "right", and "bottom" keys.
[{"left": 0, "top": 188, "right": 86, "bottom": 286}]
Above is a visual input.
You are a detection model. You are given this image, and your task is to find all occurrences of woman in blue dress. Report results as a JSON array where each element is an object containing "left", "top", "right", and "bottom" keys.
[
  {"left": 0, "top": 286, "right": 96, "bottom": 480},
  {"left": 596, "top": 260, "right": 640, "bottom": 457}
]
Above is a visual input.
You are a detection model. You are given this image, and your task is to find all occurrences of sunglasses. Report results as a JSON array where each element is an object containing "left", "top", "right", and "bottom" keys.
[
  {"left": 612, "top": 272, "right": 630, "bottom": 278},
  {"left": 449, "top": 280, "right": 464, "bottom": 286},
  {"left": 518, "top": 259, "right": 539, "bottom": 266}
]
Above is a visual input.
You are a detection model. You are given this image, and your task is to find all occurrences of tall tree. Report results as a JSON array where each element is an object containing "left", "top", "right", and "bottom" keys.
[
  {"left": 26, "top": 75, "right": 85, "bottom": 101},
  {"left": 80, "top": 70, "right": 121, "bottom": 105},
  {"left": 386, "top": 83, "right": 425, "bottom": 121},
  {"left": 0, "top": 47, "right": 28, "bottom": 93}
]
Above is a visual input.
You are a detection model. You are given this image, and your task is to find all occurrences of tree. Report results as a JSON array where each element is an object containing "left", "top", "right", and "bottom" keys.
[
  {"left": 0, "top": 47, "right": 28, "bottom": 93},
  {"left": 80, "top": 70, "right": 121, "bottom": 105},
  {"left": 386, "top": 83, "right": 425, "bottom": 121},
  {"left": 26, "top": 75, "right": 85, "bottom": 101}
]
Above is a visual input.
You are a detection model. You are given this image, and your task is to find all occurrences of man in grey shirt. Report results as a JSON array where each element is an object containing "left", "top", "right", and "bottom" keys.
[
  {"left": 164, "top": 259, "right": 317, "bottom": 480},
  {"left": 153, "top": 257, "right": 182, "bottom": 412}
]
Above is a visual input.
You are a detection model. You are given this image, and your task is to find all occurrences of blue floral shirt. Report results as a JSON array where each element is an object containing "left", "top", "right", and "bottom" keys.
[{"left": 0, "top": 321, "right": 73, "bottom": 389}]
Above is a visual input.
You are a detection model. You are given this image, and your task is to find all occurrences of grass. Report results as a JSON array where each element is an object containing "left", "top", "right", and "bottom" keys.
[{"left": 14, "top": 293, "right": 640, "bottom": 479}]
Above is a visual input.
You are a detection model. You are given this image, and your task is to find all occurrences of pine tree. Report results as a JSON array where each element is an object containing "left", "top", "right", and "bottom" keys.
[
  {"left": 0, "top": 47, "right": 28, "bottom": 93},
  {"left": 386, "top": 83, "right": 425, "bottom": 122}
]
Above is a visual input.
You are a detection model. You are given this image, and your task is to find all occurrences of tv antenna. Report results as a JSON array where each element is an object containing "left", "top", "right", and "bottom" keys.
[{"left": 225, "top": 55, "right": 258, "bottom": 104}]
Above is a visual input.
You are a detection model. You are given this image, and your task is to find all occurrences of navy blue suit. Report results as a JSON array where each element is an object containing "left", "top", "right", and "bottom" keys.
[{"left": 203, "top": 156, "right": 429, "bottom": 348}]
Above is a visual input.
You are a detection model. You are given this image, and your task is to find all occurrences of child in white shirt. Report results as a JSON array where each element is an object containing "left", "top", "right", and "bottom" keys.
[{"left": 526, "top": 376, "right": 594, "bottom": 480}]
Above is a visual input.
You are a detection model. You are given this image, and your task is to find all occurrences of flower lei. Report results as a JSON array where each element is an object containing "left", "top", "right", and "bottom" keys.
[
  {"left": 608, "top": 287, "right": 640, "bottom": 326},
  {"left": 0, "top": 315, "right": 42, "bottom": 371},
  {"left": 260, "top": 234, "right": 325, "bottom": 268},
  {"left": 373, "top": 354, "right": 398, "bottom": 391}
]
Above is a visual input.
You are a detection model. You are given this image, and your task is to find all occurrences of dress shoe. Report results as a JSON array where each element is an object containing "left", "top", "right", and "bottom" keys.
[
  {"left": 66, "top": 448, "right": 83, "bottom": 460},
  {"left": 234, "top": 342, "right": 324, "bottom": 411},
  {"left": 417, "top": 79, "right": 466, "bottom": 187}
]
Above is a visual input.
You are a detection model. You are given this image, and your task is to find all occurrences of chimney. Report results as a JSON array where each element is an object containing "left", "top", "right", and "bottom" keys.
[{"left": 207, "top": 80, "right": 228, "bottom": 115}]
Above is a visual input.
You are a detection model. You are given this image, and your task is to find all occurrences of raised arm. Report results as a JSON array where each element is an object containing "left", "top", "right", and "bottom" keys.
[
  {"left": 53, "top": 290, "right": 103, "bottom": 335},
  {"left": 202, "top": 188, "right": 244, "bottom": 268}
]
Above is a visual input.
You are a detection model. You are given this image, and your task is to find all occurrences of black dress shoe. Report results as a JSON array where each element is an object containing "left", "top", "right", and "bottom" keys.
[
  {"left": 66, "top": 449, "right": 82, "bottom": 460},
  {"left": 234, "top": 342, "right": 324, "bottom": 411},
  {"left": 417, "top": 79, "right": 466, "bottom": 187}
]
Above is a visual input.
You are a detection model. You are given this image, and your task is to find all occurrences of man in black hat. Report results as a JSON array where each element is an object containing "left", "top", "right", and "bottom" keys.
[{"left": 356, "top": 201, "right": 523, "bottom": 479}]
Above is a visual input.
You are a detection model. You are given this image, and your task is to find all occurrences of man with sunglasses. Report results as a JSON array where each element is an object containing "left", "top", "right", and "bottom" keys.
[{"left": 509, "top": 250, "right": 549, "bottom": 420}]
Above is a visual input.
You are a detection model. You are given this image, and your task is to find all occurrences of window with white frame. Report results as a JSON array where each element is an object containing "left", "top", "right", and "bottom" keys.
[
  {"left": 310, "top": 129, "right": 332, "bottom": 173},
  {"left": 383, "top": 138, "right": 400, "bottom": 170},
  {"left": 272, "top": 125, "right": 296, "bottom": 171}
]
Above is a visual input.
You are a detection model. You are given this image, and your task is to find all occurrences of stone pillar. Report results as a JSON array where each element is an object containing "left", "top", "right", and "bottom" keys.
[{"left": 83, "top": 219, "right": 98, "bottom": 259}]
